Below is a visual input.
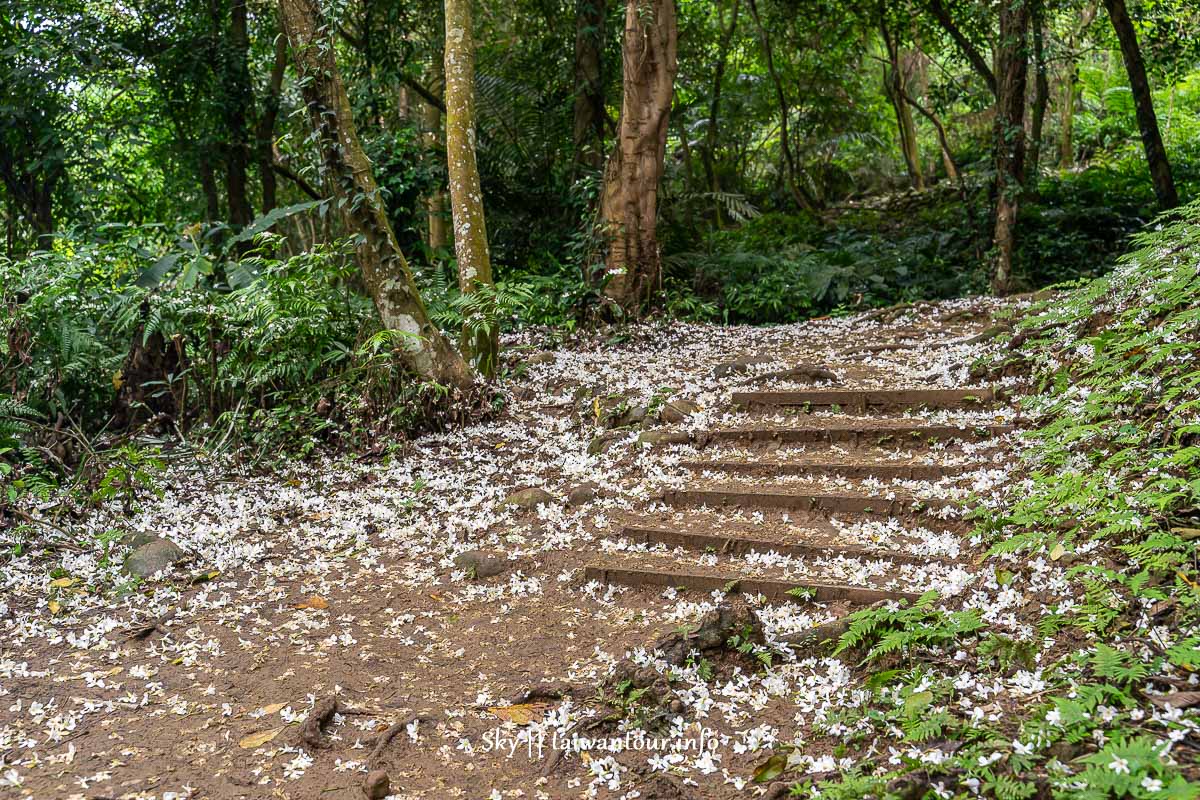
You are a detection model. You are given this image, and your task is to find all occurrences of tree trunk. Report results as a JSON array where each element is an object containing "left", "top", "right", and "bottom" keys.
[
  {"left": 419, "top": 70, "right": 449, "bottom": 253},
  {"left": 199, "top": 149, "right": 221, "bottom": 221},
  {"left": 991, "top": 0, "right": 1029, "bottom": 296},
  {"left": 225, "top": 0, "right": 254, "bottom": 229},
  {"left": 1102, "top": 0, "right": 1178, "bottom": 209},
  {"left": 572, "top": 0, "right": 606, "bottom": 171},
  {"left": 444, "top": 0, "right": 497, "bottom": 377},
  {"left": 257, "top": 32, "right": 288, "bottom": 214},
  {"left": 599, "top": 0, "right": 678, "bottom": 314},
  {"left": 1026, "top": 0, "right": 1049, "bottom": 188},
  {"left": 703, "top": 0, "right": 740, "bottom": 225},
  {"left": 1058, "top": 1, "right": 1098, "bottom": 169},
  {"left": 881, "top": 23, "right": 924, "bottom": 190},
  {"left": 748, "top": 0, "right": 818, "bottom": 214},
  {"left": 278, "top": 0, "right": 472, "bottom": 389}
]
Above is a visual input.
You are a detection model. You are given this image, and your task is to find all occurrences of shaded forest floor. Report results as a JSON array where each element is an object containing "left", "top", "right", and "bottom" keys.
[{"left": 0, "top": 295, "right": 1143, "bottom": 798}]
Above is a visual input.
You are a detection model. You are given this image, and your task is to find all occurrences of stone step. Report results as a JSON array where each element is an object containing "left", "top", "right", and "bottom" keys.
[
  {"left": 582, "top": 565, "right": 919, "bottom": 604},
  {"left": 732, "top": 387, "right": 995, "bottom": 412},
  {"left": 661, "top": 488, "right": 958, "bottom": 517},
  {"left": 705, "top": 423, "right": 1014, "bottom": 447},
  {"left": 681, "top": 459, "right": 975, "bottom": 481},
  {"left": 615, "top": 525, "right": 951, "bottom": 565}
]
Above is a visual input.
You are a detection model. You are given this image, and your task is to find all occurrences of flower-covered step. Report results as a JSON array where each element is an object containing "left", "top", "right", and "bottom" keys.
[{"left": 731, "top": 387, "right": 996, "bottom": 412}]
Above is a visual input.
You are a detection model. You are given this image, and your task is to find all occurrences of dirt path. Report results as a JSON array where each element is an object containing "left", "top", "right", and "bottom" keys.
[{"left": 1, "top": 297, "right": 1050, "bottom": 799}]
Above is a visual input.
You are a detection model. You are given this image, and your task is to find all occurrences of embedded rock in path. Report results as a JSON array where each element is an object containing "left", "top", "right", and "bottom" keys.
[
  {"left": 363, "top": 769, "right": 390, "bottom": 799},
  {"left": 636, "top": 430, "right": 691, "bottom": 447},
  {"left": 567, "top": 483, "right": 598, "bottom": 506},
  {"left": 524, "top": 351, "right": 555, "bottom": 366},
  {"left": 660, "top": 398, "right": 700, "bottom": 423},
  {"left": 122, "top": 538, "right": 185, "bottom": 579},
  {"left": 587, "top": 434, "right": 616, "bottom": 455},
  {"left": 453, "top": 550, "right": 507, "bottom": 579},
  {"left": 503, "top": 487, "right": 556, "bottom": 510},
  {"left": 713, "top": 356, "right": 774, "bottom": 379}
]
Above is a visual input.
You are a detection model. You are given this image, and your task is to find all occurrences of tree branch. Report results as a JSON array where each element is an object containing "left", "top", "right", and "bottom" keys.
[
  {"left": 403, "top": 76, "right": 445, "bottom": 114},
  {"left": 924, "top": 0, "right": 997, "bottom": 95},
  {"left": 271, "top": 161, "right": 322, "bottom": 200}
]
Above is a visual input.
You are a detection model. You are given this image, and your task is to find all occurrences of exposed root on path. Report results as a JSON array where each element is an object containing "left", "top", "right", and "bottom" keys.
[{"left": 296, "top": 695, "right": 339, "bottom": 750}]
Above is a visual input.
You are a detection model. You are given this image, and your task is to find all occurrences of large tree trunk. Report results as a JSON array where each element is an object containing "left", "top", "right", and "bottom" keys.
[
  {"left": 1026, "top": 0, "right": 1049, "bottom": 188},
  {"left": 224, "top": 0, "right": 254, "bottom": 228},
  {"left": 991, "top": 0, "right": 1029, "bottom": 296},
  {"left": 748, "top": 0, "right": 818, "bottom": 214},
  {"left": 278, "top": 0, "right": 472, "bottom": 389},
  {"left": 1102, "top": 0, "right": 1178, "bottom": 209},
  {"left": 444, "top": 0, "right": 497, "bottom": 377},
  {"left": 599, "top": 0, "right": 678, "bottom": 314},
  {"left": 572, "top": 0, "right": 606, "bottom": 171},
  {"left": 702, "top": 0, "right": 740, "bottom": 226}
]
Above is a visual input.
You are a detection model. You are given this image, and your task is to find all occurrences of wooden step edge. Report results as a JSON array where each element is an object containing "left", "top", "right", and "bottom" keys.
[
  {"left": 731, "top": 388, "right": 996, "bottom": 410},
  {"left": 706, "top": 424, "right": 1016, "bottom": 445},
  {"left": 680, "top": 460, "right": 976, "bottom": 481},
  {"left": 661, "top": 488, "right": 960, "bottom": 516},
  {"left": 582, "top": 565, "right": 919, "bottom": 604},
  {"left": 617, "top": 526, "right": 951, "bottom": 566}
]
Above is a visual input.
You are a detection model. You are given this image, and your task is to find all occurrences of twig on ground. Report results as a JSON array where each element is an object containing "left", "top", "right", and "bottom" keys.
[
  {"left": 366, "top": 713, "right": 431, "bottom": 767},
  {"left": 124, "top": 609, "right": 178, "bottom": 641},
  {"left": 297, "top": 695, "right": 340, "bottom": 749}
]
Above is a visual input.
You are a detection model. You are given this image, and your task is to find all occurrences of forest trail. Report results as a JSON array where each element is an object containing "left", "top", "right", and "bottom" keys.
[{"left": 2, "top": 298, "right": 1029, "bottom": 799}]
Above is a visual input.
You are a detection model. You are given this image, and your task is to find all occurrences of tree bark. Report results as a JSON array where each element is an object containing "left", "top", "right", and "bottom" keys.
[
  {"left": 1102, "top": 0, "right": 1178, "bottom": 209},
  {"left": 748, "top": 0, "right": 818, "bottom": 214},
  {"left": 277, "top": 0, "right": 472, "bottom": 389},
  {"left": 257, "top": 32, "right": 288, "bottom": 214},
  {"left": 444, "top": 0, "right": 497, "bottom": 376},
  {"left": 1058, "top": 2, "right": 1098, "bottom": 168},
  {"left": 881, "top": 22, "right": 924, "bottom": 190},
  {"left": 991, "top": 0, "right": 1029, "bottom": 296},
  {"left": 572, "top": 0, "right": 606, "bottom": 171},
  {"left": 924, "top": 0, "right": 997, "bottom": 95},
  {"left": 1026, "top": 0, "right": 1049, "bottom": 187},
  {"left": 703, "top": 0, "right": 740, "bottom": 225},
  {"left": 224, "top": 0, "right": 254, "bottom": 228},
  {"left": 599, "top": 0, "right": 678, "bottom": 314},
  {"left": 419, "top": 69, "right": 449, "bottom": 253}
]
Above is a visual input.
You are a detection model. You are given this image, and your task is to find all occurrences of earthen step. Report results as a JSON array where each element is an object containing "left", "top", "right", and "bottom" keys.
[
  {"left": 661, "top": 488, "right": 958, "bottom": 516},
  {"left": 682, "top": 460, "right": 975, "bottom": 481},
  {"left": 583, "top": 565, "right": 919, "bottom": 604},
  {"left": 732, "top": 387, "right": 995, "bottom": 411},
  {"left": 706, "top": 423, "right": 1014, "bottom": 447},
  {"left": 616, "top": 525, "right": 951, "bottom": 565}
]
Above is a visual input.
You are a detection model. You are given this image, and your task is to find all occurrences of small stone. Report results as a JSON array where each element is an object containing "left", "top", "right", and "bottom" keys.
[
  {"left": 363, "top": 769, "right": 390, "bottom": 799},
  {"left": 503, "top": 487, "right": 556, "bottom": 509},
  {"left": 567, "top": 484, "right": 598, "bottom": 506},
  {"left": 453, "top": 550, "right": 506, "bottom": 579},
  {"left": 587, "top": 435, "right": 614, "bottom": 456},
  {"left": 119, "top": 531, "right": 161, "bottom": 549},
  {"left": 660, "top": 398, "right": 700, "bottom": 423},
  {"left": 637, "top": 431, "right": 691, "bottom": 447},
  {"left": 525, "top": 351, "right": 555, "bottom": 366},
  {"left": 619, "top": 405, "right": 648, "bottom": 427},
  {"left": 122, "top": 538, "right": 185, "bottom": 579},
  {"left": 713, "top": 356, "right": 773, "bottom": 379}
]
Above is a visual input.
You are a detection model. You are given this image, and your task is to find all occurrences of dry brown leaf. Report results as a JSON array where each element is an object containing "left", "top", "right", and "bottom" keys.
[
  {"left": 238, "top": 725, "right": 287, "bottom": 749},
  {"left": 293, "top": 596, "right": 328, "bottom": 610},
  {"left": 1148, "top": 691, "right": 1200, "bottom": 710},
  {"left": 258, "top": 702, "right": 287, "bottom": 715},
  {"left": 487, "top": 702, "right": 553, "bottom": 725}
]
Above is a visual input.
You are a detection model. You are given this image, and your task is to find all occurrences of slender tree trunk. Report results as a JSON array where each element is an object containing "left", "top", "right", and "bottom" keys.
[
  {"left": 444, "top": 0, "right": 497, "bottom": 377},
  {"left": 748, "top": 0, "right": 818, "bottom": 213},
  {"left": 225, "top": 0, "right": 254, "bottom": 228},
  {"left": 199, "top": 150, "right": 221, "bottom": 221},
  {"left": 572, "top": 0, "right": 606, "bottom": 171},
  {"left": 991, "top": 0, "right": 1029, "bottom": 296},
  {"left": 419, "top": 69, "right": 450, "bottom": 253},
  {"left": 899, "top": 85, "right": 959, "bottom": 183},
  {"left": 881, "top": 23, "right": 924, "bottom": 190},
  {"left": 1026, "top": 0, "right": 1049, "bottom": 188},
  {"left": 1102, "top": 0, "right": 1178, "bottom": 209},
  {"left": 1058, "top": 1, "right": 1098, "bottom": 169},
  {"left": 703, "top": 0, "right": 740, "bottom": 225},
  {"left": 599, "top": 0, "right": 678, "bottom": 314},
  {"left": 257, "top": 32, "right": 288, "bottom": 214},
  {"left": 278, "top": 0, "right": 472, "bottom": 388}
]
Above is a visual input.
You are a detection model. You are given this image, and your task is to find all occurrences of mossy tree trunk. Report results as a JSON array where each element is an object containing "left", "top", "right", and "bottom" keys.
[
  {"left": 599, "top": 0, "right": 678, "bottom": 315},
  {"left": 1102, "top": 0, "right": 1178, "bottom": 210},
  {"left": 880, "top": 21, "right": 924, "bottom": 191},
  {"left": 444, "top": 0, "right": 497, "bottom": 377},
  {"left": 277, "top": 0, "right": 472, "bottom": 389},
  {"left": 991, "top": 0, "right": 1029, "bottom": 296},
  {"left": 572, "top": 0, "right": 607, "bottom": 172}
]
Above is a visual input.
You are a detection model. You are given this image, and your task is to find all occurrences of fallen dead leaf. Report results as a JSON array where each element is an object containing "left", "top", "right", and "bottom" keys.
[
  {"left": 50, "top": 577, "right": 76, "bottom": 589},
  {"left": 258, "top": 702, "right": 288, "bottom": 715},
  {"left": 487, "top": 702, "right": 553, "bottom": 725},
  {"left": 1148, "top": 691, "right": 1200, "bottom": 710},
  {"left": 293, "top": 595, "right": 328, "bottom": 610},
  {"left": 1049, "top": 543, "right": 1066, "bottom": 561},
  {"left": 238, "top": 725, "right": 288, "bottom": 749},
  {"left": 48, "top": 600, "right": 62, "bottom": 616}
]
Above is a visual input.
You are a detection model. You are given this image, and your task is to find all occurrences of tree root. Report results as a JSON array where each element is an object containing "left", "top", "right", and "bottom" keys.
[
  {"left": 124, "top": 609, "right": 178, "bottom": 641},
  {"left": 297, "top": 695, "right": 340, "bottom": 749},
  {"left": 782, "top": 601, "right": 884, "bottom": 655},
  {"left": 366, "top": 713, "right": 432, "bottom": 767}
]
